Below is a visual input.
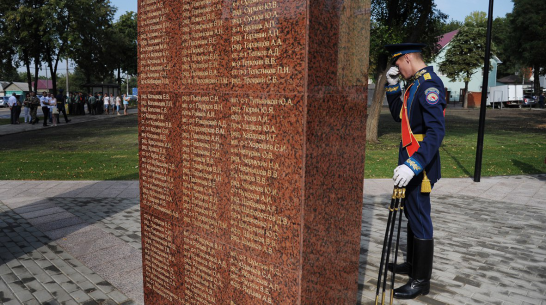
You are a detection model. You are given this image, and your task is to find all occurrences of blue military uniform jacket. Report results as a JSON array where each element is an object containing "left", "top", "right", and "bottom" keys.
[{"left": 386, "top": 66, "right": 446, "bottom": 185}]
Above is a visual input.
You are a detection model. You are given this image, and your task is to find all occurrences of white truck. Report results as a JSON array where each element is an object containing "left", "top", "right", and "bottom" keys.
[{"left": 488, "top": 85, "right": 525, "bottom": 108}]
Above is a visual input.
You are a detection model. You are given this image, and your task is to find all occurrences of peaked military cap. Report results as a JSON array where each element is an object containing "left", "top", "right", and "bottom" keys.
[{"left": 385, "top": 43, "right": 427, "bottom": 63}]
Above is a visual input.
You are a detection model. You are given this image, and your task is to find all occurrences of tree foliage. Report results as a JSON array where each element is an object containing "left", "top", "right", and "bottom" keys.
[
  {"left": 509, "top": 0, "right": 546, "bottom": 94},
  {"left": 491, "top": 16, "right": 517, "bottom": 78},
  {"left": 67, "top": 0, "right": 117, "bottom": 85},
  {"left": 438, "top": 22, "right": 493, "bottom": 107},
  {"left": 114, "top": 12, "right": 138, "bottom": 77},
  {"left": 0, "top": 1, "right": 20, "bottom": 81},
  {"left": 464, "top": 11, "right": 487, "bottom": 27},
  {"left": 439, "top": 19, "right": 463, "bottom": 34},
  {"left": 0, "top": 0, "right": 137, "bottom": 94}
]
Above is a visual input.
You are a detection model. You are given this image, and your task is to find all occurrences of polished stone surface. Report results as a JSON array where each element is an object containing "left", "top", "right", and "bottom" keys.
[{"left": 138, "top": 0, "right": 370, "bottom": 304}]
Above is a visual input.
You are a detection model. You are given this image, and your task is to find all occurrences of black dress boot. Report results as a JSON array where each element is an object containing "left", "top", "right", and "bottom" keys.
[
  {"left": 393, "top": 237, "right": 433, "bottom": 299},
  {"left": 388, "top": 224, "right": 414, "bottom": 275}
]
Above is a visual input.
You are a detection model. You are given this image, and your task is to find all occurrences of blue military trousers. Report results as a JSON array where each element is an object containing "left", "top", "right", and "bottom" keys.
[{"left": 403, "top": 182, "right": 434, "bottom": 239}]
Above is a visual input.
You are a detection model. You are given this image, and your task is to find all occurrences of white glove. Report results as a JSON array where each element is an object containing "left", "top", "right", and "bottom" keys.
[
  {"left": 386, "top": 66, "right": 400, "bottom": 86},
  {"left": 393, "top": 164, "right": 415, "bottom": 187}
]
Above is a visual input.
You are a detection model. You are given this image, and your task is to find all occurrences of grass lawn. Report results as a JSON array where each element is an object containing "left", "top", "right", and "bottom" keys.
[
  {"left": 0, "top": 115, "right": 139, "bottom": 180},
  {"left": 0, "top": 108, "right": 544, "bottom": 180},
  {"left": 365, "top": 108, "right": 546, "bottom": 178}
]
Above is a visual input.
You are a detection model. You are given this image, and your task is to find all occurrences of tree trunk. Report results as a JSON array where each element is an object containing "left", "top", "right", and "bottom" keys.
[
  {"left": 117, "top": 66, "right": 122, "bottom": 89},
  {"left": 463, "top": 81, "right": 469, "bottom": 108},
  {"left": 24, "top": 51, "right": 32, "bottom": 92},
  {"left": 33, "top": 56, "right": 39, "bottom": 93},
  {"left": 533, "top": 65, "right": 540, "bottom": 97},
  {"left": 366, "top": 69, "right": 388, "bottom": 143},
  {"left": 48, "top": 59, "right": 57, "bottom": 95}
]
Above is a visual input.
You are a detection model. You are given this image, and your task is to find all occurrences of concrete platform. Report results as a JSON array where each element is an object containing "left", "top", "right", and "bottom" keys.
[{"left": 0, "top": 175, "right": 545, "bottom": 304}]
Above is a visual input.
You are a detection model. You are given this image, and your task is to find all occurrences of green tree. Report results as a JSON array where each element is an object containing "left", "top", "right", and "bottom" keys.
[
  {"left": 41, "top": 0, "right": 71, "bottom": 95},
  {"left": 113, "top": 11, "right": 138, "bottom": 87},
  {"left": 491, "top": 16, "right": 518, "bottom": 78},
  {"left": 0, "top": 1, "right": 20, "bottom": 81},
  {"left": 67, "top": 0, "right": 117, "bottom": 84},
  {"left": 367, "top": 0, "right": 447, "bottom": 142},
  {"left": 4, "top": 0, "right": 47, "bottom": 92},
  {"left": 439, "top": 19, "right": 463, "bottom": 34},
  {"left": 439, "top": 25, "right": 491, "bottom": 108},
  {"left": 509, "top": 0, "right": 546, "bottom": 94},
  {"left": 464, "top": 11, "right": 487, "bottom": 27}
]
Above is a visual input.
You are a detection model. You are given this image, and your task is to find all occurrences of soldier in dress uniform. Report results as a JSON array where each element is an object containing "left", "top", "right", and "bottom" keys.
[{"left": 383, "top": 43, "right": 446, "bottom": 299}]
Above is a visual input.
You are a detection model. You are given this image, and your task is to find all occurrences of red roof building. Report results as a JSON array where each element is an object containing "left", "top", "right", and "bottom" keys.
[{"left": 31, "top": 80, "right": 54, "bottom": 92}]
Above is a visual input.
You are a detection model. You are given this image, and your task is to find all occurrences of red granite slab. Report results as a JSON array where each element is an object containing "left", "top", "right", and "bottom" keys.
[{"left": 138, "top": 0, "right": 369, "bottom": 304}]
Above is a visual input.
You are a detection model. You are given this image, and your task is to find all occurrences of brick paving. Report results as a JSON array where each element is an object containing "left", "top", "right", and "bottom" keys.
[
  {"left": 0, "top": 175, "right": 545, "bottom": 304},
  {"left": 0, "top": 182, "right": 141, "bottom": 305},
  {"left": 359, "top": 174, "right": 546, "bottom": 305}
]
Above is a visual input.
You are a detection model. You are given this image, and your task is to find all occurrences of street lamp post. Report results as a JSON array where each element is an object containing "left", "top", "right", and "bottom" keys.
[{"left": 474, "top": 0, "right": 495, "bottom": 182}]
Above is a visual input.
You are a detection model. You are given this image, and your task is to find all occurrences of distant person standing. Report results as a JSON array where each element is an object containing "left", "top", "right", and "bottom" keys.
[
  {"left": 78, "top": 92, "right": 85, "bottom": 115},
  {"left": 103, "top": 93, "right": 110, "bottom": 114},
  {"left": 97, "top": 93, "right": 103, "bottom": 114},
  {"left": 115, "top": 95, "right": 121, "bottom": 115},
  {"left": 14, "top": 94, "right": 22, "bottom": 124},
  {"left": 8, "top": 93, "right": 18, "bottom": 124},
  {"left": 50, "top": 93, "right": 58, "bottom": 126},
  {"left": 109, "top": 93, "right": 115, "bottom": 114},
  {"left": 43, "top": 91, "right": 53, "bottom": 123},
  {"left": 68, "top": 92, "right": 75, "bottom": 114},
  {"left": 88, "top": 93, "right": 97, "bottom": 115},
  {"left": 539, "top": 92, "right": 545, "bottom": 109},
  {"left": 56, "top": 89, "right": 71, "bottom": 123},
  {"left": 123, "top": 94, "right": 129, "bottom": 115},
  {"left": 40, "top": 92, "right": 50, "bottom": 127},
  {"left": 30, "top": 92, "right": 41, "bottom": 125},
  {"left": 23, "top": 93, "right": 32, "bottom": 123}
]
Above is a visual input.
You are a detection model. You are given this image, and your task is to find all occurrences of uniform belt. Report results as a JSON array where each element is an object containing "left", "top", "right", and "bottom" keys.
[{"left": 401, "top": 134, "right": 425, "bottom": 141}]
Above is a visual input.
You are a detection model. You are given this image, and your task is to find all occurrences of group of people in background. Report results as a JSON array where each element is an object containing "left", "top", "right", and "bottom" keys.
[
  {"left": 69, "top": 92, "right": 129, "bottom": 116},
  {"left": 7, "top": 91, "right": 130, "bottom": 126}
]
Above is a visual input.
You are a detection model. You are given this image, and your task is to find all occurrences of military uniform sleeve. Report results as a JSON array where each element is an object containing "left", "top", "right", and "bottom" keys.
[
  {"left": 404, "top": 81, "right": 446, "bottom": 174},
  {"left": 386, "top": 83, "right": 402, "bottom": 122}
]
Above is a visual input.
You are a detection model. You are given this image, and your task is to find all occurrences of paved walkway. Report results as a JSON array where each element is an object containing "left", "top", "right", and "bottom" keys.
[
  {"left": 360, "top": 175, "right": 546, "bottom": 305},
  {"left": 0, "top": 175, "right": 545, "bottom": 304},
  {"left": 0, "top": 108, "right": 138, "bottom": 137}
]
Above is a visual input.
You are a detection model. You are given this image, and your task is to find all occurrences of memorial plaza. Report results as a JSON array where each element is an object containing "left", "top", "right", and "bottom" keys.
[{"left": 0, "top": 111, "right": 544, "bottom": 304}]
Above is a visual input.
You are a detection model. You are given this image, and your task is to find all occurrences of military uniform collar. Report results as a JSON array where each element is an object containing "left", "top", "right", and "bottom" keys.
[{"left": 408, "top": 67, "right": 430, "bottom": 83}]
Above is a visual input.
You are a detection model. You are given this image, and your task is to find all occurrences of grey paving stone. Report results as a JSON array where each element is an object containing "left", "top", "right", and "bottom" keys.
[
  {"left": 51, "top": 289, "right": 73, "bottom": 303},
  {"left": 1, "top": 272, "right": 19, "bottom": 283},
  {"left": 5, "top": 299, "right": 26, "bottom": 305},
  {"left": 69, "top": 289, "right": 92, "bottom": 303},
  {"left": 89, "top": 289, "right": 109, "bottom": 302},
  {"left": 32, "top": 289, "right": 53, "bottom": 303},
  {"left": 19, "top": 207, "right": 67, "bottom": 220},
  {"left": 60, "top": 281, "right": 80, "bottom": 293},
  {"left": 33, "top": 216, "right": 83, "bottom": 233},
  {"left": 107, "top": 290, "right": 130, "bottom": 303},
  {"left": 14, "top": 289, "right": 35, "bottom": 302},
  {"left": 0, "top": 263, "right": 11, "bottom": 275}
]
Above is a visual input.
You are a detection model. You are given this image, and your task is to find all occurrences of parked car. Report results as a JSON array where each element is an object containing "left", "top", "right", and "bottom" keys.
[
  {"left": 522, "top": 95, "right": 536, "bottom": 107},
  {"left": 0, "top": 96, "right": 9, "bottom": 107}
]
